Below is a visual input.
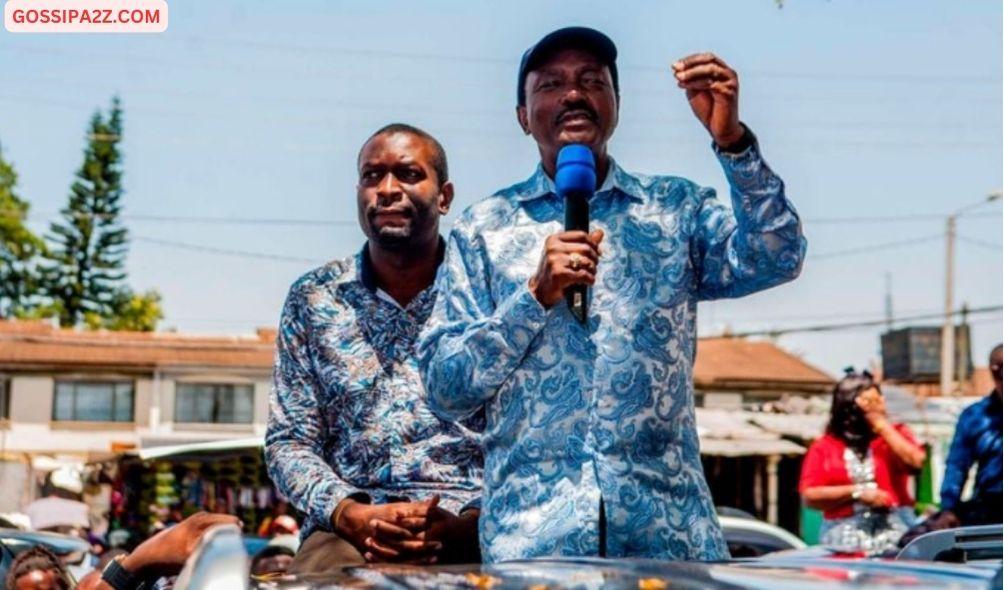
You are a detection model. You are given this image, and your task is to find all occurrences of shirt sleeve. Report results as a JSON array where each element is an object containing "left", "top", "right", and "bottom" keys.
[
  {"left": 691, "top": 127, "right": 807, "bottom": 301},
  {"left": 940, "top": 407, "right": 976, "bottom": 511},
  {"left": 889, "top": 423, "right": 924, "bottom": 472},
  {"left": 264, "top": 286, "right": 369, "bottom": 531},
  {"left": 417, "top": 217, "right": 550, "bottom": 421},
  {"left": 799, "top": 439, "right": 829, "bottom": 493}
]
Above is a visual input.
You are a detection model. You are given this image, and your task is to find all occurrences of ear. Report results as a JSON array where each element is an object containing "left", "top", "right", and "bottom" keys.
[
  {"left": 516, "top": 106, "right": 531, "bottom": 135},
  {"left": 438, "top": 181, "right": 455, "bottom": 215}
]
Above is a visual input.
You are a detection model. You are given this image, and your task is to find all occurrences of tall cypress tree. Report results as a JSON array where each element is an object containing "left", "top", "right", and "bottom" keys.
[
  {"left": 0, "top": 141, "right": 45, "bottom": 318},
  {"left": 42, "top": 97, "right": 128, "bottom": 327}
]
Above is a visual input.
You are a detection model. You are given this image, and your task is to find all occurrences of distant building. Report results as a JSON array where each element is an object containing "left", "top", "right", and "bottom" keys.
[
  {"left": 0, "top": 319, "right": 274, "bottom": 513},
  {"left": 694, "top": 337, "right": 834, "bottom": 408}
]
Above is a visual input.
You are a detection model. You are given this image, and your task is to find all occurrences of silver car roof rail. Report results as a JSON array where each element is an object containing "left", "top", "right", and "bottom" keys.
[
  {"left": 896, "top": 524, "right": 1003, "bottom": 563},
  {"left": 173, "top": 524, "right": 250, "bottom": 590}
]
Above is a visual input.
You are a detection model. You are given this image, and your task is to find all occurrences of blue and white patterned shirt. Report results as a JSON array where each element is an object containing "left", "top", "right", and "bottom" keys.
[
  {"left": 266, "top": 247, "right": 484, "bottom": 542},
  {"left": 418, "top": 137, "right": 806, "bottom": 563}
]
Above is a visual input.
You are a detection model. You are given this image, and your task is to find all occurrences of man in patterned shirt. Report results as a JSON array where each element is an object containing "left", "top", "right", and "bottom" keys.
[
  {"left": 266, "top": 123, "right": 483, "bottom": 572},
  {"left": 418, "top": 27, "right": 806, "bottom": 562}
]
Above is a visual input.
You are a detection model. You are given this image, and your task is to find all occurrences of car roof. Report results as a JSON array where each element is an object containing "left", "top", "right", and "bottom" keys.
[
  {"left": 258, "top": 556, "right": 1002, "bottom": 590},
  {"left": 0, "top": 528, "right": 91, "bottom": 556}
]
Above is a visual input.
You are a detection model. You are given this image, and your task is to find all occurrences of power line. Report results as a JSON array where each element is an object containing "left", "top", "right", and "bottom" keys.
[
  {"left": 703, "top": 305, "right": 953, "bottom": 324},
  {"left": 804, "top": 214, "right": 945, "bottom": 224},
  {"left": 958, "top": 234, "right": 1003, "bottom": 252},
  {"left": 7, "top": 37, "right": 1000, "bottom": 86},
  {"left": 717, "top": 304, "right": 1002, "bottom": 339},
  {"left": 808, "top": 234, "right": 943, "bottom": 260},
  {"left": 131, "top": 235, "right": 325, "bottom": 265},
  {"left": 4, "top": 209, "right": 995, "bottom": 229},
  {"left": 1, "top": 89, "right": 999, "bottom": 139}
]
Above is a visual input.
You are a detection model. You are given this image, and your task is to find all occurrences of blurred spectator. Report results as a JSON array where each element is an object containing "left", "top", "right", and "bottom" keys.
[
  {"left": 24, "top": 471, "right": 89, "bottom": 534},
  {"left": 266, "top": 516, "right": 299, "bottom": 538},
  {"left": 800, "top": 370, "right": 926, "bottom": 554},
  {"left": 76, "top": 512, "right": 239, "bottom": 590},
  {"left": 4, "top": 545, "right": 72, "bottom": 590},
  {"left": 256, "top": 500, "right": 294, "bottom": 538},
  {"left": 939, "top": 343, "right": 1003, "bottom": 525},
  {"left": 896, "top": 509, "right": 961, "bottom": 551},
  {"left": 250, "top": 545, "right": 295, "bottom": 577},
  {"left": 94, "top": 549, "right": 128, "bottom": 572}
]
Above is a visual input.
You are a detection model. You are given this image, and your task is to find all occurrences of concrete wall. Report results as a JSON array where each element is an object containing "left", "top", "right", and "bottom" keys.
[
  {"left": 134, "top": 378, "right": 153, "bottom": 427},
  {"left": 0, "top": 460, "right": 30, "bottom": 514},
  {"left": 10, "top": 376, "right": 54, "bottom": 424}
]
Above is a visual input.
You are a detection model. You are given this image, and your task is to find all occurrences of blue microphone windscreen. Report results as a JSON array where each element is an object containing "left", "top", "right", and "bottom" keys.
[{"left": 555, "top": 144, "right": 596, "bottom": 196}]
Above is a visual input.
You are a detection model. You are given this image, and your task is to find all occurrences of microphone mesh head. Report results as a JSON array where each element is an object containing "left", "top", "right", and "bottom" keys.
[{"left": 555, "top": 144, "right": 596, "bottom": 196}]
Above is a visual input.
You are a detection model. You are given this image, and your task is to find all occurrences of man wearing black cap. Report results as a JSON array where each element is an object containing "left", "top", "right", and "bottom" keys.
[{"left": 419, "top": 27, "right": 806, "bottom": 562}]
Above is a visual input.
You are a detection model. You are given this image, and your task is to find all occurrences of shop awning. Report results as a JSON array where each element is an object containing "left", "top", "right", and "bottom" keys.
[
  {"left": 131, "top": 437, "right": 264, "bottom": 461},
  {"left": 698, "top": 437, "right": 805, "bottom": 457}
]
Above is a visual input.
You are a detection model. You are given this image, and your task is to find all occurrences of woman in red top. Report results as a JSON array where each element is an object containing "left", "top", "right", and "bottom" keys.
[{"left": 799, "top": 370, "right": 926, "bottom": 553}]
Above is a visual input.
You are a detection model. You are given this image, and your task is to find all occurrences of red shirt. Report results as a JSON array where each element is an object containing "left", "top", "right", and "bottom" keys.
[{"left": 798, "top": 424, "right": 919, "bottom": 520}]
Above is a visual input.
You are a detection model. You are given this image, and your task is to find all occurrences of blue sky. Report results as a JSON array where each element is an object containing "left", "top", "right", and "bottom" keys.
[{"left": 1, "top": 0, "right": 1001, "bottom": 376}]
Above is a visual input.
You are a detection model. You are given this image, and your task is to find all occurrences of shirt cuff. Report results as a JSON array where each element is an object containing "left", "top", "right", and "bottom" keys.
[
  {"left": 713, "top": 126, "right": 787, "bottom": 213},
  {"left": 714, "top": 122, "right": 755, "bottom": 155},
  {"left": 318, "top": 487, "right": 371, "bottom": 531},
  {"left": 460, "top": 496, "right": 482, "bottom": 513}
]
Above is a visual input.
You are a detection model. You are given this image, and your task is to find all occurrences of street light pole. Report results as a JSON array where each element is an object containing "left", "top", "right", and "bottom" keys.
[{"left": 940, "top": 191, "right": 1002, "bottom": 396}]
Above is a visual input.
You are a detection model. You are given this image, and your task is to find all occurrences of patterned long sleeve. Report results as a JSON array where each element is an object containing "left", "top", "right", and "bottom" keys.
[
  {"left": 265, "top": 288, "right": 365, "bottom": 534},
  {"left": 691, "top": 137, "right": 806, "bottom": 301},
  {"left": 418, "top": 218, "right": 549, "bottom": 421}
]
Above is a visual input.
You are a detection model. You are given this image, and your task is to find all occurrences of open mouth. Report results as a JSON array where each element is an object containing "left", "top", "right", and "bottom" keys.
[{"left": 557, "top": 109, "right": 597, "bottom": 125}]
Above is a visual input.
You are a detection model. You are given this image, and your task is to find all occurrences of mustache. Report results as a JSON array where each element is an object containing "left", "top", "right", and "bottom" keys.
[{"left": 555, "top": 105, "right": 598, "bottom": 125}]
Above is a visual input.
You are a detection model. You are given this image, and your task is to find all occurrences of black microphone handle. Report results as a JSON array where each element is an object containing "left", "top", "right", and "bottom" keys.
[{"left": 564, "top": 192, "right": 590, "bottom": 324}]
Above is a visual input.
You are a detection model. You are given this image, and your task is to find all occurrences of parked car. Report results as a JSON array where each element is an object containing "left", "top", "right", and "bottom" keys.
[{"left": 718, "top": 512, "right": 806, "bottom": 557}]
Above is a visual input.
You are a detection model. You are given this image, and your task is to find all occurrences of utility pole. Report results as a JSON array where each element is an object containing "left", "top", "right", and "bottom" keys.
[
  {"left": 940, "top": 216, "right": 956, "bottom": 396},
  {"left": 941, "top": 192, "right": 1002, "bottom": 396},
  {"left": 957, "top": 303, "right": 970, "bottom": 389},
  {"left": 884, "top": 272, "right": 894, "bottom": 330}
]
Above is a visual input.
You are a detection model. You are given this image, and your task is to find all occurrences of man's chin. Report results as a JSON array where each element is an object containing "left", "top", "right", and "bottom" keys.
[
  {"left": 371, "top": 228, "right": 414, "bottom": 250},
  {"left": 556, "top": 128, "right": 601, "bottom": 148}
]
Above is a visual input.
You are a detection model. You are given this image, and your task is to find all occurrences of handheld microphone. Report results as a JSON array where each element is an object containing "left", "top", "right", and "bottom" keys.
[{"left": 555, "top": 144, "right": 596, "bottom": 324}]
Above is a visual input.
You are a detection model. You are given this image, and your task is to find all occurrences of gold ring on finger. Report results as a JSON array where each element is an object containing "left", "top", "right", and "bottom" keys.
[{"left": 569, "top": 253, "right": 581, "bottom": 271}]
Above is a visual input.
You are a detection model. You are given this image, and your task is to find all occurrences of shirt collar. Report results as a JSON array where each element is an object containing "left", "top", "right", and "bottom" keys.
[
  {"left": 514, "top": 156, "right": 646, "bottom": 204},
  {"left": 356, "top": 238, "right": 446, "bottom": 293}
]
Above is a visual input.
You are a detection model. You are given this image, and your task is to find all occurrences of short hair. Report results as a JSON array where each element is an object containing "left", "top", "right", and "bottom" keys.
[
  {"left": 357, "top": 123, "right": 449, "bottom": 188},
  {"left": 250, "top": 545, "right": 295, "bottom": 575},
  {"left": 989, "top": 343, "right": 1002, "bottom": 366},
  {"left": 5, "top": 546, "right": 71, "bottom": 590},
  {"left": 252, "top": 545, "right": 295, "bottom": 563}
]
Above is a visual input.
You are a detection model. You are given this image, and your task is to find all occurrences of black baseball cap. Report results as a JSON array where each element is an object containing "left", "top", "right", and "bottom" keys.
[{"left": 517, "top": 26, "right": 619, "bottom": 106}]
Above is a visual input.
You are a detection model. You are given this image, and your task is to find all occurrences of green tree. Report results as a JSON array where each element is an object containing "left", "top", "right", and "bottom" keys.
[
  {"left": 84, "top": 289, "right": 163, "bottom": 332},
  {"left": 41, "top": 97, "right": 129, "bottom": 327},
  {"left": 0, "top": 142, "right": 46, "bottom": 318}
]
